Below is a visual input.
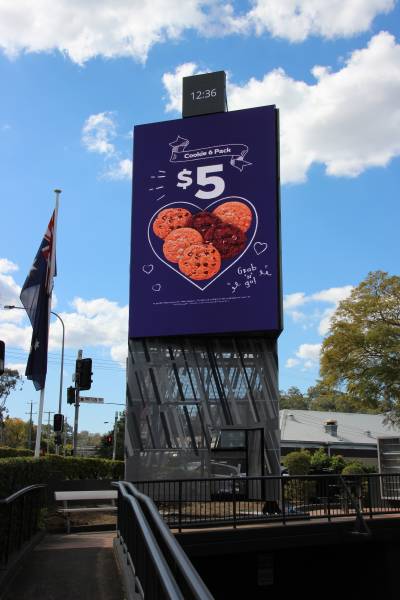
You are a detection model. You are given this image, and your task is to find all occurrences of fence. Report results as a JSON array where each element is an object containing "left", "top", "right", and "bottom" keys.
[
  {"left": 132, "top": 474, "right": 400, "bottom": 531},
  {"left": 115, "top": 481, "right": 214, "bottom": 600},
  {"left": 0, "top": 484, "right": 47, "bottom": 568}
]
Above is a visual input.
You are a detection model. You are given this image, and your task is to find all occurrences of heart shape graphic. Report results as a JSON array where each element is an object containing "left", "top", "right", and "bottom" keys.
[
  {"left": 254, "top": 242, "right": 268, "bottom": 255},
  {"left": 142, "top": 264, "right": 154, "bottom": 275},
  {"left": 152, "top": 283, "right": 161, "bottom": 292},
  {"left": 147, "top": 197, "right": 258, "bottom": 291}
]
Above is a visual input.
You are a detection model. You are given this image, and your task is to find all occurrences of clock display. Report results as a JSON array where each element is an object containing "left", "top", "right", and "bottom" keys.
[{"left": 190, "top": 89, "right": 217, "bottom": 101}]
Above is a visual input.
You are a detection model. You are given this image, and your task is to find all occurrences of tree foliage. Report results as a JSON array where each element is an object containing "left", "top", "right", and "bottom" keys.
[
  {"left": 279, "top": 381, "right": 375, "bottom": 413},
  {"left": 320, "top": 271, "right": 400, "bottom": 421},
  {"left": 0, "top": 368, "right": 23, "bottom": 427},
  {"left": 280, "top": 386, "right": 309, "bottom": 410},
  {"left": 1, "top": 417, "right": 29, "bottom": 447},
  {"left": 98, "top": 413, "right": 125, "bottom": 460}
]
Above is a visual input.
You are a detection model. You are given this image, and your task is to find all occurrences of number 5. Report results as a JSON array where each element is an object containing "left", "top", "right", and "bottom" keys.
[{"left": 195, "top": 164, "right": 225, "bottom": 200}]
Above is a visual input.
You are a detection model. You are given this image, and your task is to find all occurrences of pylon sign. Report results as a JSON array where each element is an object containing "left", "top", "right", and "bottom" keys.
[{"left": 129, "top": 105, "right": 282, "bottom": 338}]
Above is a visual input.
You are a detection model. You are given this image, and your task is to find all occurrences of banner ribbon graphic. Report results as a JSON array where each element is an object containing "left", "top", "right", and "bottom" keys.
[{"left": 169, "top": 136, "right": 252, "bottom": 172}]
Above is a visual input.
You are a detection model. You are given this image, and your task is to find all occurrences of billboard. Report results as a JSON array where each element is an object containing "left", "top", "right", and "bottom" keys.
[{"left": 129, "top": 105, "right": 281, "bottom": 338}]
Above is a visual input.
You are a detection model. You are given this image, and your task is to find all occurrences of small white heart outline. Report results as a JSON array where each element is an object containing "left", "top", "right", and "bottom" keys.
[
  {"left": 254, "top": 242, "right": 268, "bottom": 255},
  {"left": 142, "top": 264, "right": 154, "bottom": 274},
  {"left": 147, "top": 196, "right": 259, "bottom": 291}
]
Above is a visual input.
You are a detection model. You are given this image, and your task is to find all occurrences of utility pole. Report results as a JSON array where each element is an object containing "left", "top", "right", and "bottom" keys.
[
  {"left": 73, "top": 349, "right": 82, "bottom": 456},
  {"left": 45, "top": 411, "right": 54, "bottom": 454},
  {"left": 63, "top": 416, "right": 68, "bottom": 456},
  {"left": 112, "top": 411, "right": 118, "bottom": 461},
  {"left": 26, "top": 402, "right": 34, "bottom": 450}
]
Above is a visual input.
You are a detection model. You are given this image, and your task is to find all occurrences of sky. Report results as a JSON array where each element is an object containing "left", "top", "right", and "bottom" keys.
[{"left": 0, "top": 0, "right": 399, "bottom": 434}]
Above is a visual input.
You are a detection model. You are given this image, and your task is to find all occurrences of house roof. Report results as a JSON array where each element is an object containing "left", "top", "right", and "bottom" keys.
[{"left": 280, "top": 409, "right": 399, "bottom": 447}]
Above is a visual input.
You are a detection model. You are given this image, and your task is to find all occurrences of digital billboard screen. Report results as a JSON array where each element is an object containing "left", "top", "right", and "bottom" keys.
[{"left": 129, "top": 105, "right": 281, "bottom": 338}]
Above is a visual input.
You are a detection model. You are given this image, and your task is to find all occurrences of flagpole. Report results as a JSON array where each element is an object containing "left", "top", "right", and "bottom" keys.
[
  {"left": 34, "top": 388, "right": 45, "bottom": 457},
  {"left": 33, "top": 189, "right": 61, "bottom": 458}
]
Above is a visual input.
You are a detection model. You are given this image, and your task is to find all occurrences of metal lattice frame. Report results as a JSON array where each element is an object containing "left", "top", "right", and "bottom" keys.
[{"left": 125, "top": 336, "right": 280, "bottom": 480}]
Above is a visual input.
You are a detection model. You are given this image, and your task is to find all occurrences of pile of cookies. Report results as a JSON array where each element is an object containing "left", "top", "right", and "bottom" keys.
[{"left": 152, "top": 201, "right": 252, "bottom": 281}]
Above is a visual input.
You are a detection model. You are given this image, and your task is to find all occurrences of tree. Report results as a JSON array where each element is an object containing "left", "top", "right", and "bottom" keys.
[
  {"left": 98, "top": 413, "right": 125, "bottom": 460},
  {"left": 0, "top": 369, "right": 23, "bottom": 439},
  {"left": 307, "top": 380, "right": 376, "bottom": 413},
  {"left": 320, "top": 271, "right": 400, "bottom": 421},
  {"left": 2, "top": 417, "right": 29, "bottom": 447},
  {"left": 280, "top": 386, "right": 310, "bottom": 410}
]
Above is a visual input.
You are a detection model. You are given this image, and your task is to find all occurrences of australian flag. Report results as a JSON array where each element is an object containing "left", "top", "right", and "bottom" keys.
[{"left": 20, "top": 211, "right": 57, "bottom": 390}]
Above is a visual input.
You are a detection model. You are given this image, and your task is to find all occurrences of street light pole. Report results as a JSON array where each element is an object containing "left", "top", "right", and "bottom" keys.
[{"left": 3, "top": 305, "right": 66, "bottom": 452}]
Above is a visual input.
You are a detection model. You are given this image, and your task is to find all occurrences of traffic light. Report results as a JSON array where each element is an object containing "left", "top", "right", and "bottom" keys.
[
  {"left": 53, "top": 413, "right": 64, "bottom": 432},
  {"left": 76, "top": 358, "right": 92, "bottom": 390},
  {"left": 106, "top": 435, "right": 113, "bottom": 446},
  {"left": 0, "top": 340, "right": 4, "bottom": 375},
  {"left": 67, "top": 386, "right": 76, "bottom": 405}
]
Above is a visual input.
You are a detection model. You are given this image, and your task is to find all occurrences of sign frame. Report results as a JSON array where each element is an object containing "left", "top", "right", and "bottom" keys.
[{"left": 129, "top": 105, "right": 282, "bottom": 339}]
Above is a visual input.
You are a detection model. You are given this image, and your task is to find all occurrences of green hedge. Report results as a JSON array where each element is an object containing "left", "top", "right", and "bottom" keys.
[
  {"left": 0, "top": 447, "right": 35, "bottom": 458},
  {"left": 0, "top": 455, "right": 124, "bottom": 497}
]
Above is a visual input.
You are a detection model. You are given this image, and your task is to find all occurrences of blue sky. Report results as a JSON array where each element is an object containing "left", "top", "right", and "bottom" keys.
[{"left": 0, "top": 0, "right": 399, "bottom": 433}]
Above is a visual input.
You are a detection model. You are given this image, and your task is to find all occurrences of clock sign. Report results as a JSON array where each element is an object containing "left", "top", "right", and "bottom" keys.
[{"left": 182, "top": 71, "right": 227, "bottom": 118}]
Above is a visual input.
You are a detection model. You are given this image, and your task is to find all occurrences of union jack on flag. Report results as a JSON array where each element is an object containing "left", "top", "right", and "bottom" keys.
[{"left": 20, "top": 209, "right": 58, "bottom": 390}]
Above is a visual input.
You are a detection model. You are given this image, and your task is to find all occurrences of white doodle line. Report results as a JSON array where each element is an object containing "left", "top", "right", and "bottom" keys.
[{"left": 147, "top": 197, "right": 259, "bottom": 292}]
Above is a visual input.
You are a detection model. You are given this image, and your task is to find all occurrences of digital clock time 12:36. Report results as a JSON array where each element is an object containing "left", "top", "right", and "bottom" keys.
[{"left": 190, "top": 89, "right": 217, "bottom": 100}]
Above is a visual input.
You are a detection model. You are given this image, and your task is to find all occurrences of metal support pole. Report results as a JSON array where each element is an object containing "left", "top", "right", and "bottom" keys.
[
  {"left": 28, "top": 402, "right": 33, "bottom": 450},
  {"left": 52, "top": 310, "right": 65, "bottom": 455},
  {"left": 63, "top": 417, "right": 68, "bottom": 456},
  {"left": 73, "top": 349, "right": 82, "bottom": 456},
  {"left": 112, "top": 411, "right": 118, "bottom": 461}
]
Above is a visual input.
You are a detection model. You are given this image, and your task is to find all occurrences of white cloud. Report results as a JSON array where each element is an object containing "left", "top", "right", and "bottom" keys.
[
  {"left": 284, "top": 284, "right": 353, "bottom": 329},
  {"left": 311, "top": 285, "right": 353, "bottom": 304},
  {"left": 285, "top": 343, "right": 321, "bottom": 370},
  {"left": 0, "top": 259, "right": 128, "bottom": 365},
  {"left": 296, "top": 342, "right": 321, "bottom": 362},
  {"left": 82, "top": 112, "right": 132, "bottom": 181},
  {"left": 0, "top": 0, "right": 215, "bottom": 64},
  {"left": 165, "top": 33, "right": 400, "bottom": 184},
  {"left": 284, "top": 284, "right": 353, "bottom": 369},
  {"left": 0, "top": 258, "right": 22, "bottom": 319},
  {"left": 229, "top": 32, "right": 400, "bottom": 182},
  {"left": 283, "top": 292, "right": 307, "bottom": 310},
  {"left": 104, "top": 158, "right": 133, "bottom": 181},
  {"left": 5, "top": 362, "right": 26, "bottom": 374},
  {"left": 82, "top": 112, "right": 116, "bottom": 155},
  {"left": 0, "top": 1, "right": 394, "bottom": 64},
  {"left": 245, "top": 0, "right": 394, "bottom": 42},
  {"left": 286, "top": 357, "right": 300, "bottom": 368},
  {"left": 48, "top": 298, "right": 128, "bottom": 360},
  {"left": 162, "top": 62, "right": 202, "bottom": 113},
  {"left": 0, "top": 259, "right": 18, "bottom": 274}
]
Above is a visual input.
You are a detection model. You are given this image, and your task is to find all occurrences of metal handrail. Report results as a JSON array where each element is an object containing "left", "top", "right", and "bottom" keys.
[
  {"left": 119, "top": 484, "right": 184, "bottom": 599},
  {"left": 0, "top": 484, "right": 47, "bottom": 504},
  {"left": 0, "top": 483, "right": 47, "bottom": 568},
  {"left": 116, "top": 481, "right": 214, "bottom": 600}
]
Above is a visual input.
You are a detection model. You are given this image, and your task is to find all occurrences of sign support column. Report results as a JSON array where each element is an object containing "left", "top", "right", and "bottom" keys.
[{"left": 73, "top": 349, "right": 82, "bottom": 456}]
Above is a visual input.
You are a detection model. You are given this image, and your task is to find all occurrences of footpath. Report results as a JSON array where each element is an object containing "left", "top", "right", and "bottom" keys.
[{"left": 3, "top": 532, "right": 124, "bottom": 600}]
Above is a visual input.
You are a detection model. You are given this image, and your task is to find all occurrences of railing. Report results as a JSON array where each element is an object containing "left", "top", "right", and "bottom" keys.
[
  {"left": 115, "top": 481, "right": 214, "bottom": 600},
  {"left": 132, "top": 474, "right": 400, "bottom": 531},
  {"left": 0, "top": 484, "right": 47, "bottom": 568}
]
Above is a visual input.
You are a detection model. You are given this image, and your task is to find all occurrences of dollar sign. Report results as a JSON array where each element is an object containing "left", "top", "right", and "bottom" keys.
[{"left": 177, "top": 168, "right": 193, "bottom": 190}]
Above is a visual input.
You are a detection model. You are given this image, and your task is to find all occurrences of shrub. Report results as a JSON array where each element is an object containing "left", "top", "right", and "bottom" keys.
[
  {"left": 341, "top": 461, "right": 366, "bottom": 476},
  {"left": 0, "top": 446, "right": 34, "bottom": 458},
  {"left": 283, "top": 450, "right": 311, "bottom": 475},
  {"left": 310, "top": 448, "right": 331, "bottom": 472},
  {"left": 0, "top": 455, "right": 124, "bottom": 497}
]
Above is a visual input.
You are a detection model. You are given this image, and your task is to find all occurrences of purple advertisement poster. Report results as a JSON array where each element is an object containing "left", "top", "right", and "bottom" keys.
[{"left": 129, "top": 105, "right": 282, "bottom": 338}]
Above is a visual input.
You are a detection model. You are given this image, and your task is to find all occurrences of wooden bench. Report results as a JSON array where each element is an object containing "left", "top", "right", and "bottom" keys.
[{"left": 55, "top": 490, "right": 118, "bottom": 533}]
